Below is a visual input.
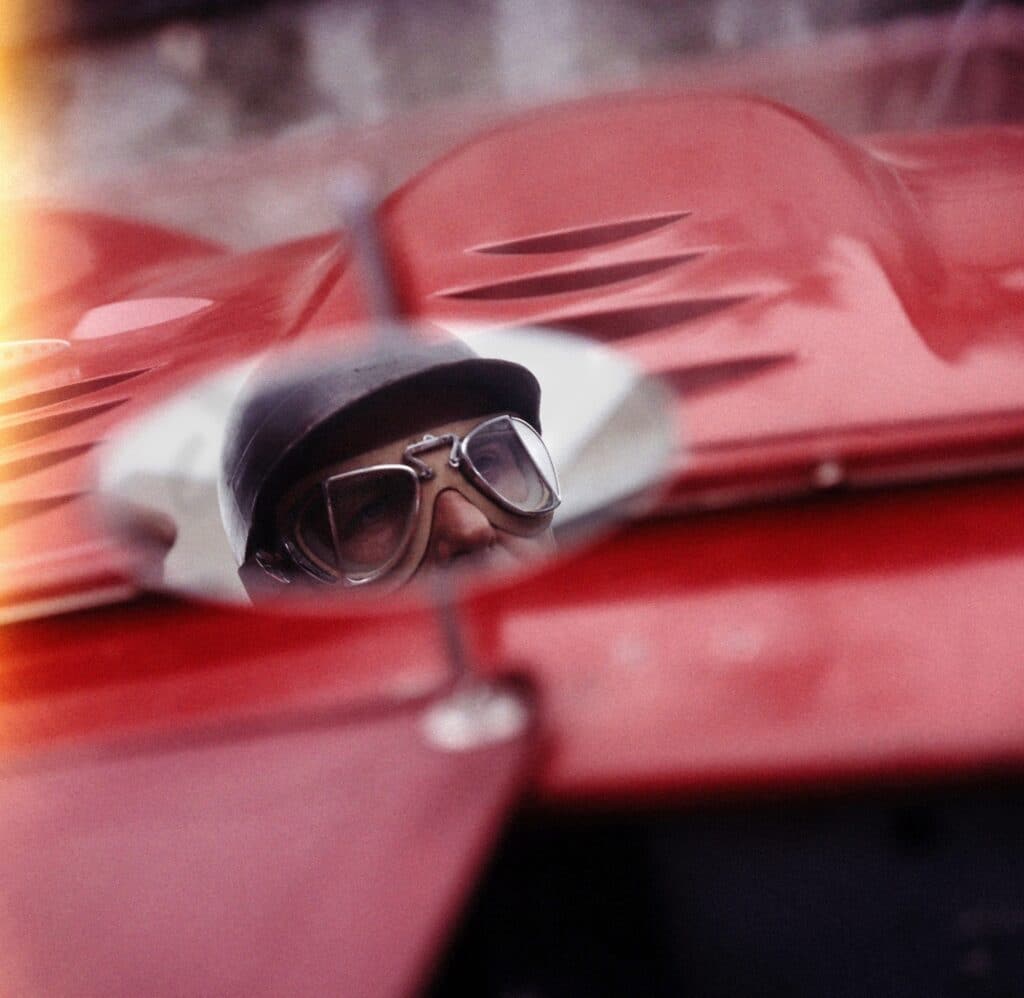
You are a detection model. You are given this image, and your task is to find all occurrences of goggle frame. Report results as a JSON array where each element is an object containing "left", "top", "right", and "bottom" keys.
[{"left": 274, "top": 414, "right": 560, "bottom": 587}]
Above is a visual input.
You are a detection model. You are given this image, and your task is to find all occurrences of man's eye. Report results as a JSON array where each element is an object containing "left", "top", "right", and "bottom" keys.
[
  {"left": 474, "top": 446, "right": 507, "bottom": 476},
  {"left": 340, "top": 498, "right": 391, "bottom": 537}
]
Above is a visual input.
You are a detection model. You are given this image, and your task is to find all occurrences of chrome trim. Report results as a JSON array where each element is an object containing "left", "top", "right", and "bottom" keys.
[
  {"left": 281, "top": 415, "right": 560, "bottom": 586},
  {"left": 320, "top": 464, "right": 421, "bottom": 586},
  {"left": 459, "top": 415, "right": 562, "bottom": 516}
]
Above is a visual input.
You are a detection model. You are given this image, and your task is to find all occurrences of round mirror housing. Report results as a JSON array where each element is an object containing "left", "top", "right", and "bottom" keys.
[{"left": 98, "top": 325, "right": 679, "bottom": 611}]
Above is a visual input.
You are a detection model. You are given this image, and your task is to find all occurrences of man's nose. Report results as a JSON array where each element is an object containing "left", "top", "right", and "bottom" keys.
[{"left": 429, "top": 489, "right": 496, "bottom": 563}]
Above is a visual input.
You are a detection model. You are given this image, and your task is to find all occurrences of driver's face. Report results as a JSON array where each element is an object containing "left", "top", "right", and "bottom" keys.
[
  {"left": 273, "top": 412, "right": 558, "bottom": 591},
  {"left": 419, "top": 485, "right": 556, "bottom": 579}
]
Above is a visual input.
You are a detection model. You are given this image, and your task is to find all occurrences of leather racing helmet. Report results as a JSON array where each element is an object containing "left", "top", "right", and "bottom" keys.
[{"left": 219, "top": 334, "right": 543, "bottom": 582}]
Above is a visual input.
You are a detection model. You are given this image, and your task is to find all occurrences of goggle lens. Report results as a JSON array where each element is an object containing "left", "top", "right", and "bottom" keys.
[
  {"left": 288, "top": 416, "right": 558, "bottom": 585},
  {"left": 297, "top": 466, "right": 417, "bottom": 580},
  {"left": 463, "top": 416, "right": 559, "bottom": 514}
]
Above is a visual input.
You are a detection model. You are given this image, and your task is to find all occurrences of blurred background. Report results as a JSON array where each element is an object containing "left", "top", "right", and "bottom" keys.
[{"left": 1, "top": 0, "right": 1023, "bottom": 247}]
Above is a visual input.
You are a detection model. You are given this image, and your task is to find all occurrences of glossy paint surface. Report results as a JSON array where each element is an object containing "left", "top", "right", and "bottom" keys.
[
  {"left": 0, "top": 684, "right": 535, "bottom": 996},
  {"left": 2, "top": 91, "right": 1024, "bottom": 800}
]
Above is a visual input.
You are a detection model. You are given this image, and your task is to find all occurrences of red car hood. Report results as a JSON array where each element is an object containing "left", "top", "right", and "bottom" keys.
[
  {"left": 363, "top": 93, "right": 1024, "bottom": 505},
  {"left": 1, "top": 92, "right": 1023, "bottom": 786}
]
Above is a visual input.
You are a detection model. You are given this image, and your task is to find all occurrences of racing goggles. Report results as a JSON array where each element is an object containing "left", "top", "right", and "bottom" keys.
[{"left": 275, "top": 413, "right": 560, "bottom": 587}]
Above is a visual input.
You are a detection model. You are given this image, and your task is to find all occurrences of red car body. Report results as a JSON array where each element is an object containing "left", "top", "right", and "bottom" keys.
[{"left": 2, "top": 91, "right": 1024, "bottom": 994}]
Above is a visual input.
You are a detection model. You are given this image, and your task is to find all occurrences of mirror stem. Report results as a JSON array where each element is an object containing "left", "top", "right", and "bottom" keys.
[
  {"left": 431, "top": 571, "right": 474, "bottom": 685},
  {"left": 333, "top": 166, "right": 402, "bottom": 330}
]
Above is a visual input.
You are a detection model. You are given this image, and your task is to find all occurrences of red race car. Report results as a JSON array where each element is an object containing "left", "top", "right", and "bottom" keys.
[{"left": 1, "top": 81, "right": 1024, "bottom": 996}]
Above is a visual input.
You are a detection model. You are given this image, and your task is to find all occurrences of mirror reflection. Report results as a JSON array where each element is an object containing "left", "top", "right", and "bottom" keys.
[{"left": 99, "top": 325, "right": 677, "bottom": 607}]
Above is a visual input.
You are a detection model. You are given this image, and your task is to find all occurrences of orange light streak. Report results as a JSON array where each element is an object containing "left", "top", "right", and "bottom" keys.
[{"left": 0, "top": 0, "right": 31, "bottom": 337}]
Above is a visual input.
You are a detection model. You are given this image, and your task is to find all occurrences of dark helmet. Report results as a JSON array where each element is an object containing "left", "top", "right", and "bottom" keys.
[{"left": 219, "top": 334, "right": 542, "bottom": 570}]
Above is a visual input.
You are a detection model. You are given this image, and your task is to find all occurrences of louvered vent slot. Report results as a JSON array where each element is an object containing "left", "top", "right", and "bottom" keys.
[
  {"left": 0, "top": 493, "right": 81, "bottom": 528},
  {"left": 0, "top": 443, "right": 97, "bottom": 482},
  {"left": 663, "top": 354, "right": 796, "bottom": 396},
  {"left": 0, "top": 399, "right": 128, "bottom": 448},
  {"left": 438, "top": 254, "right": 700, "bottom": 301},
  {"left": 0, "top": 369, "right": 150, "bottom": 417},
  {"left": 545, "top": 295, "right": 751, "bottom": 342},
  {"left": 473, "top": 212, "right": 689, "bottom": 254}
]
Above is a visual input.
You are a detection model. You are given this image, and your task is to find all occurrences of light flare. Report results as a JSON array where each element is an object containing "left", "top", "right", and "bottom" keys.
[
  {"left": 0, "top": 0, "right": 34, "bottom": 598},
  {"left": 0, "top": 0, "right": 33, "bottom": 336}
]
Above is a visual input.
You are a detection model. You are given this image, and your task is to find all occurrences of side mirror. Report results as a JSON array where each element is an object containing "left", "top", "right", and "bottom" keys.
[{"left": 98, "top": 324, "right": 679, "bottom": 612}]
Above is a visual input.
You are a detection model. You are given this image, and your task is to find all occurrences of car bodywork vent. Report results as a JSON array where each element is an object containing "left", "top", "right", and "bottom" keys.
[
  {"left": 0, "top": 443, "right": 98, "bottom": 483},
  {"left": 0, "top": 369, "right": 151, "bottom": 417},
  {"left": 0, "top": 398, "right": 129, "bottom": 448},
  {"left": 436, "top": 254, "right": 702, "bottom": 301},
  {"left": 0, "top": 493, "right": 83, "bottom": 529},
  {"left": 544, "top": 295, "right": 753, "bottom": 342},
  {"left": 662, "top": 353, "right": 797, "bottom": 396},
  {"left": 472, "top": 212, "right": 690, "bottom": 254}
]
